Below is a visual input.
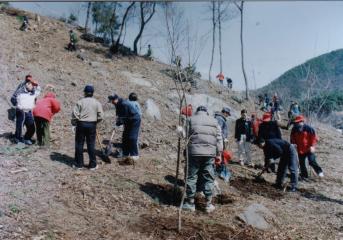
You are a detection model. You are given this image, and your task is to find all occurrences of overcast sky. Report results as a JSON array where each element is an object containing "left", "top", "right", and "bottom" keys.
[{"left": 11, "top": 1, "right": 343, "bottom": 90}]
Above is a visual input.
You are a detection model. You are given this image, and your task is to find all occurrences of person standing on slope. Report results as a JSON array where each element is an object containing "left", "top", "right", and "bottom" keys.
[
  {"left": 290, "top": 115, "right": 324, "bottom": 180},
  {"left": 33, "top": 92, "right": 61, "bottom": 146},
  {"left": 71, "top": 85, "right": 104, "bottom": 170},
  {"left": 11, "top": 75, "right": 41, "bottom": 145},
  {"left": 182, "top": 106, "right": 223, "bottom": 213}
]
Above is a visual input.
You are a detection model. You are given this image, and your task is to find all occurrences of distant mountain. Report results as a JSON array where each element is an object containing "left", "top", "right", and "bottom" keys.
[{"left": 256, "top": 49, "right": 343, "bottom": 103}]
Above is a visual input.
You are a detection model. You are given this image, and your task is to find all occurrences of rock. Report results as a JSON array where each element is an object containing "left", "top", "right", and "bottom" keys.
[
  {"left": 76, "top": 53, "right": 86, "bottom": 61},
  {"left": 89, "top": 61, "right": 102, "bottom": 68},
  {"left": 145, "top": 99, "right": 161, "bottom": 121},
  {"left": 237, "top": 203, "right": 276, "bottom": 230},
  {"left": 140, "top": 141, "right": 149, "bottom": 149}
]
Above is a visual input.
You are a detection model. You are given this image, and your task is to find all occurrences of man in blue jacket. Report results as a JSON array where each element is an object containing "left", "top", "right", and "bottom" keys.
[{"left": 108, "top": 93, "right": 141, "bottom": 163}]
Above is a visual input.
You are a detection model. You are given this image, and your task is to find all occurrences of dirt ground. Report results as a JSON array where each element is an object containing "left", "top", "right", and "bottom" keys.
[{"left": 0, "top": 9, "right": 342, "bottom": 240}]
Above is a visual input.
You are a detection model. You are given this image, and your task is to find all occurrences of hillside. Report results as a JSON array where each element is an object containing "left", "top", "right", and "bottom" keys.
[
  {"left": 257, "top": 49, "right": 343, "bottom": 103},
  {"left": 1, "top": 7, "right": 343, "bottom": 240}
]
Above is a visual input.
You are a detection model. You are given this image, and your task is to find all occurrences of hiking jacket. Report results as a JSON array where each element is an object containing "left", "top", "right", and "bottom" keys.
[
  {"left": 115, "top": 98, "right": 140, "bottom": 126},
  {"left": 129, "top": 100, "right": 142, "bottom": 117},
  {"left": 71, "top": 96, "right": 104, "bottom": 123},
  {"left": 187, "top": 111, "right": 223, "bottom": 157},
  {"left": 252, "top": 118, "right": 263, "bottom": 137},
  {"left": 290, "top": 124, "right": 318, "bottom": 155},
  {"left": 214, "top": 112, "right": 228, "bottom": 139},
  {"left": 263, "top": 139, "right": 291, "bottom": 161},
  {"left": 11, "top": 81, "right": 41, "bottom": 111},
  {"left": 258, "top": 121, "right": 282, "bottom": 142},
  {"left": 234, "top": 118, "right": 253, "bottom": 142},
  {"left": 33, "top": 92, "right": 61, "bottom": 122}
]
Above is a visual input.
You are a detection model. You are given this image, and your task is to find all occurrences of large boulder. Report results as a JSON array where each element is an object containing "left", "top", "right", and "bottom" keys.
[
  {"left": 145, "top": 99, "right": 161, "bottom": 121},
  {"left": 237, "top": 203, "right": 276, "bottom": 230}
]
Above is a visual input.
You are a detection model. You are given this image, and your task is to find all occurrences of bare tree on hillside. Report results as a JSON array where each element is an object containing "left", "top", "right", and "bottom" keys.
[
  {"left": 111, "top": 2, "right": 136, "bottom": 54},
  {"left": 235, "top": 1, "right": 249, "bottom": 100},
  {"left": 208, "top": 1, "right": 217, "bottom": 82},
  {"left": 84, "top": 2, "right": 92, "bottom": 33},
  {"left": 133, "top": 2, "right": 156, "bottom": 55}
]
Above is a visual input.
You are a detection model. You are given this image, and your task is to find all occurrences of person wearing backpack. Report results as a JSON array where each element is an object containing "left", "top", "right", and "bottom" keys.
[{"left": 33, "top": 92, "right": 61, "bottom": 146}]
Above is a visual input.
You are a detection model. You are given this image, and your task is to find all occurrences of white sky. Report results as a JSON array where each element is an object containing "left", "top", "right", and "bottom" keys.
[{"left": 11, "top": 1, "right": 343, "bottom": 90}]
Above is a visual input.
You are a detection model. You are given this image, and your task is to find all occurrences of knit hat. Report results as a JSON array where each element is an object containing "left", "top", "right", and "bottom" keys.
[
  {"left": 262, "top": 113, "right": 272, "bottom": 122},
  {"left": 84, "top": 85, "right": 94, "bottom": 93},
  {"left": 108, "top": 93, "right": 119, "bottom": 102},
  {"left": 293, "top": 115, "right": 305, "bottom": 123}
]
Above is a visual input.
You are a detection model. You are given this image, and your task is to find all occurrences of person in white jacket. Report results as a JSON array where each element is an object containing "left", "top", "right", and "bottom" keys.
[{"left": 11, "top": 75, "right": 41, "bottom": 144}]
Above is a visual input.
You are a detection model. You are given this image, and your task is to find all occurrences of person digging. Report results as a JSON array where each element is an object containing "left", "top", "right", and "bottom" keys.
[{"left": 258, "top": 138, "right": 299, "bottom": 192}]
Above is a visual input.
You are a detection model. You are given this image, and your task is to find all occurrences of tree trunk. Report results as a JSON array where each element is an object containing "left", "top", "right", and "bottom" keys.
[
  {"left": 85, "top": 2, "right": 91, "bottom": 34},
  {"left": 112, "top": 2, "right": 135, "bottom": 54},
  {"left": 239, "top": 1, "right": 249, "bottom": 100},
  {"left": 133, "top": 2, "right": 156, "bottom": 55},
  {"left": 218, "top": 1, "right": 223, "bottom": 73},
  {"left": 208, "top": 1, "right": 216, "bottom": 81}
]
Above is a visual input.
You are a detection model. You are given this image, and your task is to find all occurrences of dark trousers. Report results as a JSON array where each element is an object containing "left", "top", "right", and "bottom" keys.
[
  {"left": 276, "top": 145, "right": 298, "bottom": 189},
  {"left": 35, "top": 117, "right": 50, "bottom": 146},
  {"left": 299, "top": 152, "right": 323, "bottom": 178},
  {"left": 15, "top": 109, "right": 35, "bottom": 142},
  {"left": 122, "top": 118, "right": 141, "bottom": 157},
  {"left": 75, "top": 121, "right": 97, "bottom": 168}
]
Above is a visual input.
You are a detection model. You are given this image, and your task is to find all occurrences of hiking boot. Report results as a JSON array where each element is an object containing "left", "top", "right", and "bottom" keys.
[
  {"left": 182, "top": 199, "right": 195, "bottom": 212},
  {"left": 205, "top": 203, "right": 215, "bottom": 213},
  {"left": 288, "top": 187, "right": 297, "bottom": 193},
  {"left": 89, "top": 165, "right": 98, "bottom": 171},
  {"left": 24, "top": 139, "right": 33, "bottom": 145},
  {"left": 72, "top": 165, "right": 83, "bottom": 170},
  {"left": 318, "top": 172, "right": 324, "bottom": 178}
]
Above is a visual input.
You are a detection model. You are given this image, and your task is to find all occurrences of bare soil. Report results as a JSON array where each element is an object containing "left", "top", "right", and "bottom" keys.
[{"left": 0, "top": 9, "right": 342, "bottom": 240}]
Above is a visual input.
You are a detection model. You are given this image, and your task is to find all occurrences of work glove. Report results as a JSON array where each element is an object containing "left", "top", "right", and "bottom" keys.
[
  {"left": 71, "top": 126, "right": 76, "bottom": 134},
  {"left": 310, "top": 146, "right": 315, "bottom": 153},
  {"left": 176, "top": 125, "right": 186, "bottom": 138}
]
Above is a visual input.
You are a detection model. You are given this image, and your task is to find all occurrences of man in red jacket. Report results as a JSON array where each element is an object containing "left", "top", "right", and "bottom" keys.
[
  {"left": 290, "top": 115, "right": 324, "bottom": 180},
  {"left": 33, "top": 92, "right": 61, "bottom": 146}
]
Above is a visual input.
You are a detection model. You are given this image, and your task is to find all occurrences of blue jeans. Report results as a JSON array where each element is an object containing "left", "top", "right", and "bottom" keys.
[
  {"left": 276, "top": 144, "right": 298, "bottom": 188},
  {"left": 75, "top": 121, "right": 97, "bottom": 168},
  {"left": 186, "top": 156, "right": 215, "bottom": 199},
  {"left": 15, "top": 109, "right": 35, "bottom": 142},
  {"left": 299, "top": 152, "right": 323, "bottom": 178}
]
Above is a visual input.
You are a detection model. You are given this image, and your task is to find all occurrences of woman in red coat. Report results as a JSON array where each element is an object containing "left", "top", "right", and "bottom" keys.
[{"left": 33, "top": 92, "right": 61, "bottom": 146}]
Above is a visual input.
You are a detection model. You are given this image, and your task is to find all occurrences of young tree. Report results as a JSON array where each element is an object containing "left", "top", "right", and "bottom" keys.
[
  {"left": 235, "top": 1, "right": 249, "bottom": 100},
  {"left": 67, "top": 13, "right": 78, "bottom": 24},
  {"left": 133, "top": 2, "right": 156, "bottom": 55}
]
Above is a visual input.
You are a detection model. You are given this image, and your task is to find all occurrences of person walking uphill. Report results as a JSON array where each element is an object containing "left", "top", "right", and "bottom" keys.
[
  {"left": 182, "top": 106, "right": 223, "bottom": 213},
  {"left": 71, "top": 85, "right": 104, "bottom": 170},
  {"left": 290, "top": 115, "right": 324, "bottom": 180},
  {"left": 11, "top": 75, "right": 41, "bottom": 145},
  {"left": 33, "top": 92, "right": 61, "bottom": 146},
  {"left": 108, "top": 93, "right": 141, "bottom": 163},
  {"left": 235, "top": 109, "right": 253, "bottom": 166},
  {"left": 258, "top": 138, "right": 299, "bottom": 192}
]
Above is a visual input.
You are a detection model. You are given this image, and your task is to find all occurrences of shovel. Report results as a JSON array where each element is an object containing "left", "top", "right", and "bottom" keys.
[
  {"left": 254, "top": 167, "right": 267, "bottom": 182},
  {"left": 104, "top": 129, "right": 116, "bottom": 157},
  {"left": 96, "top": 131, "right": 111, "bottom": 163}
]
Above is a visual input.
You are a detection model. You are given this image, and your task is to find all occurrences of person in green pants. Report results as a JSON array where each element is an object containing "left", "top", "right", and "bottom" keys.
[{"left": 33, "top": 92, "right": 61, "bottom": 146}]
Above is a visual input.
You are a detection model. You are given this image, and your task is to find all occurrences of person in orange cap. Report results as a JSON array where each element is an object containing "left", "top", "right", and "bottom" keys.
[
  {"left": 11, "top": 75, "right": 41, "bottom": 145},
  {"left": 216, "top": 72, "right": 224, "bottom": 85},
  {"left": 290, "top": 115, "right": 324, "bottom": 180}
]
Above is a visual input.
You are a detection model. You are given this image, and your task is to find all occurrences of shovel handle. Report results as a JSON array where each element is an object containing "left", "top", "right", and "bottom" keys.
[{"left": 96, "top": 131, "right": 104, "bottom": 150}]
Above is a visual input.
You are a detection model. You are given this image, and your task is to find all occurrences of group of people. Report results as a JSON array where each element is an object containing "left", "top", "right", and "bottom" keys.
[
  {"left": 216, "top": 72, "right": 233, "bottom": 89},
  {"left": 10, "top": 75, "right": 61, "bottom": 146},
  {"left": 181, "top": 104, "right": 324, "bottom": 213}
]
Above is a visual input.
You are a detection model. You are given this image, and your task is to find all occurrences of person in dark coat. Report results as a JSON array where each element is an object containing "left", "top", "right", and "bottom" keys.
[
  {"left": 108, "top": 93, "right": 141, "bottom": 163},
  {"left": 258, "top": 138, "right": 299, "bottom": 192},
  {"left": 234, "top": 109, "right": 253, "bottom": 166},
  {"left": 257, "top": 112, "right": 282, "bottom": 172}
]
